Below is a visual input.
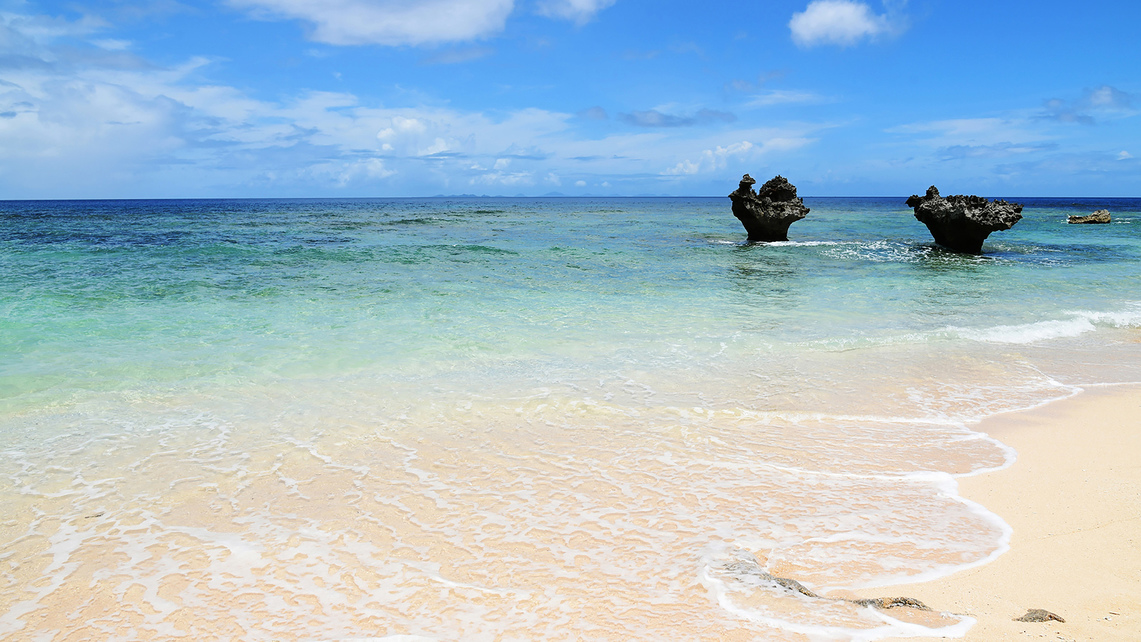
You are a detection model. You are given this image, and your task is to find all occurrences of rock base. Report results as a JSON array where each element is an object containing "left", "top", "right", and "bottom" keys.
[
  {"left": 906, "top": 186, "right": 1023, "bottom": 254},
  {"left": 728, "top": 174, "right": 810, "bottom": 242}
]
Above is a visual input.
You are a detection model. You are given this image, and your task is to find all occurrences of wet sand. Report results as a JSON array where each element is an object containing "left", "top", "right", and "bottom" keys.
[{"left": 906, "top": 385, "right": 1141, "bottom": 641}]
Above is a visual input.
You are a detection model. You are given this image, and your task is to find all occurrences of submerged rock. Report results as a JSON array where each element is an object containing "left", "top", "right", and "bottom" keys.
[
  {"left": 906, "top": 186, "right": 1023, "bottom": 254},
  {"left": 720, "top": 549, "right": 932, "bottom": 612},
  {"left": 1068, "top": 209, "right": 1111, "bottom": 224},
  {"left": 1014, "top": 608, "right": 1065, "bottom": 623},
  {"left": 729, "top": 174, "right": 810, "bottom": 241},
  {"left": 722, "top": 549, "right": 819, "bottom": 598}
]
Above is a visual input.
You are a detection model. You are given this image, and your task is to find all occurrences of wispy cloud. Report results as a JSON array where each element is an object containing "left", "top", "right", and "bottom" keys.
[
  {"left": 745, "top": 90, "right": 826, "bottom": 108},
  {"left": 1041, "top": 85, "right": 1136, "bottom": 124},
  {"left": 937, "top": 142, "right": 1057, "bottom": 161},
  {"left": 421, "top": 46, "right": 494, "bottom": 65},
  {"left": 229, "top": 0, "right": 516, "bottom": 46},
  {"left": 725, "top": 71, "right": 785, "bottom": 93},
  {"left": 889, "top": 117, "right": 1044, "bottom": 147},
  {"left": 91, "top": 39, "right": 132, "bottom": 51},
  {"left": 535, "top": 0, "right": 617, "bottom": 25},
  {"left": 619, "top": 108, "right": 736, "bottom": 128},
  {"left": 576, "top": 106, "right": 608, "bottom": 120},
  {"left": 789, "top": 0, "right": 904, "bottom": 48},
  {"left": 229, "top": 0, "right": 619, "bottom": 46}
]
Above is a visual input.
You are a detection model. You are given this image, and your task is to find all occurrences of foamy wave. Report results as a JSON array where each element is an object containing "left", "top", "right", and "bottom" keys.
[
  {"left": 765, "top": 240, "right": 844, "bottom": 247},
  {"left": 699, "top": 545, "right": 977, "bottom": 641},
  {"left": 950, "top": 305, "right": 1141, "bottom": 344}
]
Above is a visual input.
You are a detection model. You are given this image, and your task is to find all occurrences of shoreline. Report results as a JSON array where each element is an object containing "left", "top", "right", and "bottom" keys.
[{"left": 904, "top": 384, "right": 1141, "bottom": 640}]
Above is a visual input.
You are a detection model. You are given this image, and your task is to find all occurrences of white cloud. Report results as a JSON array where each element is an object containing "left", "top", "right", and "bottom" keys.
[
  {"left": 664, "top": 140, "right": 755, "bottom": 175},
  {"left": 0, "top": 7, "right": 839, "bottom": 197},
  {"left": 1042, "top": 85, "right": 1136, "bottom": 124},
  {"left": 470, "top": 171, "right": 534, "bottom": 186},
  {"left": 307, "top": 158, "right": 396, "bottom": 186},
  {"left": 789, "top": 1, "right": 892, "bottom": 47},
  {"left": 228, "top": 0, "right": 516, "bottom": 46},
  {"left": 889, "top": 118, "right": 1044, "bottom": 147},
  {"left": 230, "top": 0, "right": 618, "bottom": 46},
  {"left": 421, "top": 46, "right": 494, "bottom": 65},
  {"left": 91, "top": 38, "right": 131, "bottom": 50},
  {"left": 1087, "top": 86, "right": 1133, "bottom": 109},
  {"left": 0, "top": 16, "right": 585, "bottom": 197},
  {"left": 745, "top": 90, "right": 826, "bottom": 108},
  {"left": 619, "top": 108, "right": 736, "bottom": 128},
  {"left": 536, "top": 0, "right": 616, "bottom": 25},
  {"left": 662, "top": 131, "right": 822, "bottom": 176},
  {"left": 1119, "top": 151, "right": 1133, "bottom": 160}
]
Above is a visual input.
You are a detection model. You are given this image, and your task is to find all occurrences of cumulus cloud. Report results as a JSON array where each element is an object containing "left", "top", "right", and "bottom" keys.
[
  {"left": 228, "top": 0, "right": 516, "bottom": 46},
  {"left": 789, "top": 0, "right": 895, "bottom": 47},
  {"left": 620, "top": 108, "right": 736, "bottom": 128},
  {"left": 0, "top": 8, "right": 585, "bottom": 198},
  {"left": 536, "top": 0, "right": 617, "bottom": 25},
  {"left": 0, "top": 6, "right": 829, "bottom": 197}
]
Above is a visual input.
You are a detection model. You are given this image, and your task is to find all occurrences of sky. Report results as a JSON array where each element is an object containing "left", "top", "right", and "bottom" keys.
[{"left": 0, "top": 0, "right": 1138, "bottom": 198}]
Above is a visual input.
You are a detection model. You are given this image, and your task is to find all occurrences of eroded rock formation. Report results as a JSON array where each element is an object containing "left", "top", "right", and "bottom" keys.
[
  {"left": 906, "top": 186, "right": 1023, "bottom": 254},
  {"left": 729, "top": 174, "right": 810, "bottom": 242},
  {"left": 1068, "top": 209, "right": 1111, "bottom": 224}
]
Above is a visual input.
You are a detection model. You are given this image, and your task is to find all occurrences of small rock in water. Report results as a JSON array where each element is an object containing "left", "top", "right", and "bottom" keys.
[
  {"left": 1068, "top": 209, "right": 1112, "bottom": 224},
  {"left": 851, "top": 597, "right": 931, "bottom": 611},
  {"left": 721, "top": 548, "right": 819, "bottom": 598},
  {"left": 1014, "top": 608, "right": 1065, "bottom": 622},
  {"left": 720, "top": 549, "right": 935, "bottom": 613},
  {"left": 905, "top": 185, "right": 1023, "bottom": 254},
  {"left": 728, "top": 174, "right": 810, "bottom": 242}
]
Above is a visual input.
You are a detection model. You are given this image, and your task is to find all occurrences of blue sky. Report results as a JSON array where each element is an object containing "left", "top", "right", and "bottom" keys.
[{"left": 0, "top": 0, "right": 1138, "bottom": 198}]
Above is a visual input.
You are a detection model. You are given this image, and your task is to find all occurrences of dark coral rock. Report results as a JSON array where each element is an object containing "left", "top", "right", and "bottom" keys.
[
  {"left": 906, "top": 186, "right": 1023, "bottom": 254},
  {"left": 729, "top": 174, "right": 810, "bottom": 242}
]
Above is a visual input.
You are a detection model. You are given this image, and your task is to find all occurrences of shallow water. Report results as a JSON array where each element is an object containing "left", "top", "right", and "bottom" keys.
[{"left": 1, "top": 197, "right": 1139, "bottom": 640}]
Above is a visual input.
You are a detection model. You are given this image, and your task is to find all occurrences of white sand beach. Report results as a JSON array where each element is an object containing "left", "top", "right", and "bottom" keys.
[{"left": 907, "top": 385, "right": 1141, "bottom": 640}]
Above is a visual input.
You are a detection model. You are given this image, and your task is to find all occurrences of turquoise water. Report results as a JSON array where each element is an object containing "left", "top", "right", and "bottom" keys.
[{"left": 1, "top": 197, "right": 1139, "bottom": 639}]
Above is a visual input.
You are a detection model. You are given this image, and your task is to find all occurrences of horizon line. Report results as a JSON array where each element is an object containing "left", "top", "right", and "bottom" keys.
[{"left": 3, "top": 195, "right": 1139, "bottom": 203}]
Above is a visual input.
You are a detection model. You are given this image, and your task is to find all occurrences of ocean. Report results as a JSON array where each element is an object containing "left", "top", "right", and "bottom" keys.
[{"left": 1, "top": 196, "right": 1139, "bottom": 640}]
